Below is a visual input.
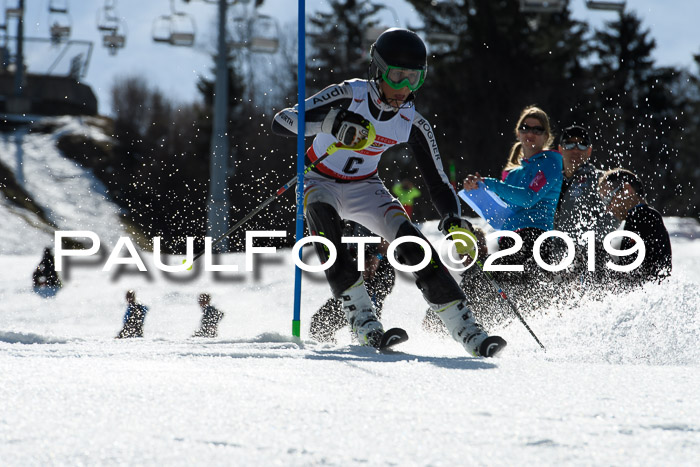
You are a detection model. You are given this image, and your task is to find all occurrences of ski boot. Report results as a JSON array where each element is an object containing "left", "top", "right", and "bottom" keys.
[
  {"left": 433, "top": 299, "right": 506, "bottom": 357},
  {"left": 340, "top": 278, "right": 384, "bottom": 348}
]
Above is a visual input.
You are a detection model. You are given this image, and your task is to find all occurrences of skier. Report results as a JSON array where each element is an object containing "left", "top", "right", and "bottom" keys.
[
  {"left": 116, "top": 290, "right": 148, "bottom": 338},
  {"left": 192, "top": 293, "right": 225, "bottom": 338},
  {"left": 32, "top": 247, "right": 62, "bottom": 295},
  {"left": 309, "top": 221, "right": 395, "bottom": 343},
  {"left": 272, "top": 28, "right": 505, "bottom": 357},
  {"left": 597, "top": 168, "right": 672, "bottom": 287}
]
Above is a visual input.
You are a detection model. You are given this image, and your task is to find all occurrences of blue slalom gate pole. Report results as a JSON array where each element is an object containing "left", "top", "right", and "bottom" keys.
[{"left": 292, "top": 0, "right": 305, "bottom": 338}]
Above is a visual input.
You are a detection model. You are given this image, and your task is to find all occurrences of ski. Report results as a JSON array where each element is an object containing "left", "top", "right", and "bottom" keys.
[{"left": 377, "top": 327, "right": 409, "bottom": 351}]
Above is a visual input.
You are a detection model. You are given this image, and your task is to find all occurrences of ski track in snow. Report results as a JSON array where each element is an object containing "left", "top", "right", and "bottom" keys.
[{"left": 1, "top": 117, "right": 700, "bottom": 465}]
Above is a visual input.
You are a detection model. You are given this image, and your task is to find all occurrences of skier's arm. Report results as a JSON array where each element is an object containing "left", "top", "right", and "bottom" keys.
[
  {"left": 272, "top": 82, "right": 353, "bottom": 137},
  {"left": 407, "top": 113, "right": 461, "bottom": 218},
  {"left": 483, "top": 155, "right": 563, "bottom": 208}
]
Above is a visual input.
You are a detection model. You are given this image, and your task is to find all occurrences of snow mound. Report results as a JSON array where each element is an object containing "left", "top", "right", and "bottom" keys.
[
  {"left": 515, "top": 277, "right": 700, "bottom": 366},
  {"left": 0, "top": 117, "right": 125, "bottom": 256},
  {"left": 0, "top": 331, "right": 69, "bottom": 345}
]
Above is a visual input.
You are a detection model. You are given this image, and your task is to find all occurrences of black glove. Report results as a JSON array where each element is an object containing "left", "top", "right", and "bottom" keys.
[
  {"left": 439, "top": 215, "right": 478, "bottom": 258},
  {"left": 322, "top": 109, "right": 371, "bottom": 147}
]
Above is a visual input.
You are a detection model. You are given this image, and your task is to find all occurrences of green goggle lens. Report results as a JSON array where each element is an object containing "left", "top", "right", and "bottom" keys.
[{"left": 381, "top": 66, "right": 425, "bottom": 91}]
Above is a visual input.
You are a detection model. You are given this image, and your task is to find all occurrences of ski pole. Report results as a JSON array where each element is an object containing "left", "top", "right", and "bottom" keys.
[
  {"left": 448, "top": 227, "right": 546, "bottom": 350},
  {"left": 473, "top": 258, "right": 546, "bottom": 351},
  {"left": 192, "top": 126, "right": 377, "bottom": 262}
]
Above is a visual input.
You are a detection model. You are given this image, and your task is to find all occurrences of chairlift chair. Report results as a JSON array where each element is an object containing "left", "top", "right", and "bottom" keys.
[
  {"left": 229, "top": 16, "right": 248, "bottom": 49},
  {"left": 101, "top": 11, "right": 127, "bottom": 56},
  {"left": 152, "top": 15, "right": 173, "bottom": 43},
  {"left": 96, "top": 1, "right": 120, "bottom": 32},
  {"left": 49, "top": 8, "right": 71, "bottom": 42},
  {"left": 425, "top": 32, "right": 460, "bottom": 46},
  {"left": 5, "top": 7, "right": 22, "bottom": 18},
  {"left": 519, "top": 0, "right": 565, "bottom": 13},
  {"left": 364, "top": 26, "right": 388, "bottom": 48},
  {"left": 168, "top": 12, "right": 196, "bottom": 47},
  {"left": 49, "top": 0, "right": 69, "bottom": 14},
  {"left": 249, "top": 14, "right": 279, "bottom": 54},
  {"left": 103, "top": 30, "right": 126, "bottom": 55},
  {"left": 585, "top": 0, "right": 625, "bottom": 11}
]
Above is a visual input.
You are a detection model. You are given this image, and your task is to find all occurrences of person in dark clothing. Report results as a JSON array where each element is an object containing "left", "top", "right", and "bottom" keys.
[
  {"left": 192, "top": 293, "right": 225, "bottom": 338},
  {"left": 309, "top": 221, "right": 395, "bottom": 343},
  {"left": 598, "top": 168, "right": 672, "bottom": 288},
  {"left": 32, "top": 247, "right": 62, "bottom": 292},
  {"left": 116, "top": 290, "right": 149, "bottom": 338},
  {"left": 554, "top": 126, "right": 617, "bottom": 265}
]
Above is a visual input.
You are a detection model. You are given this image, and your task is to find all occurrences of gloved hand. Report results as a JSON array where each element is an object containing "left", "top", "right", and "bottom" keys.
[
  {"left": 322, "top": 109, "right": 372, "bottom": 147},
  {"left": 439, "top": 215, "right": 478, "bottom": 259}
]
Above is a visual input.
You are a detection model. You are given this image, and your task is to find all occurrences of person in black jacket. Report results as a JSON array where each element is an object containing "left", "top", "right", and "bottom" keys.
[
  {"left": 32, "top": 247, "right": 62, "bottom": 292},
  {"left": 598, "top": 168, "right": 672, "bottom": 288},
  {"left": 192, "top": 293, "right": 225, "bottom": 338},
  {"left": 116, "top": 290, "right": 149, "bottom": 338}
]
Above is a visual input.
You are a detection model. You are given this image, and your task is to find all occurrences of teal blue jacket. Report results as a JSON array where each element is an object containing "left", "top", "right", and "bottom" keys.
[{"left": 482, "top": 150, "right": 563, "bottom": 231}]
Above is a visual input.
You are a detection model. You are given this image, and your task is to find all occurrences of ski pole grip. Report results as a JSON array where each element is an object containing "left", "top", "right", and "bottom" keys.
[{"left": 326, "top": 122, "right": 376, "bottom": 155}]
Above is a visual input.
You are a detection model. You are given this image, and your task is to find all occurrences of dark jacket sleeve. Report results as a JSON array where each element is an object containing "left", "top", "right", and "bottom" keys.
[{"left": 406, "top": 112, "right": 460, "bottom": 218}]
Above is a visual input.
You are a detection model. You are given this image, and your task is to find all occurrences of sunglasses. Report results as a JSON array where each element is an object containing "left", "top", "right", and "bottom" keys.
[
  {"left": 562, "top": 141, "right": 590, "bottom": 151},
  {"left": 519, "top": 124, "right": 546, "bottom": 135},
  {"left": 382, "top": 65, "right": 426, "bottom": 92},
  {"left": 601, "top": 183, "right": 624, "bottom": 206}
]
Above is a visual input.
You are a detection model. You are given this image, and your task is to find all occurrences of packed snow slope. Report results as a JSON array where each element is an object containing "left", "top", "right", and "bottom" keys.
[{"left": 1, "top": 119, "right": 699, "bottom": 465}]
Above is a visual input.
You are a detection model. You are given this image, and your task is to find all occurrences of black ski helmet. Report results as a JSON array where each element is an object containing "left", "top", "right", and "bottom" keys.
[{"left": 370, "top": 28, "right": 428, "bottom": 83}]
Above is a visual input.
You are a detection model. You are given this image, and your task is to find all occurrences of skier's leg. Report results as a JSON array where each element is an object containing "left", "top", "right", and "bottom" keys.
[
  {"left": 342, "top": 180, "right": 503, "bottom": 355},
  {"left": 304, "top": 187, "right": 383, "bottom": 347},
  {"left": 388, "top": 221, "right": 498, "bottom": 355},
  {"left": 305, "top": 201, "right": 359, "bottom": 296}
]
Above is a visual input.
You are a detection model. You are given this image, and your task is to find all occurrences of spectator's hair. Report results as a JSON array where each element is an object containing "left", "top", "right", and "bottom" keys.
[
  {"left": 505, "top": 105, "right": 554, "bottom": 171},
  {"left": 598, "top": 168, "right": 646, "bottom": 197}
]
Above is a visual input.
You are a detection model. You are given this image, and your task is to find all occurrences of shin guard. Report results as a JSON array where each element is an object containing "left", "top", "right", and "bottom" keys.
[{"left": 306, "top": 202, "right": 360, "bottom": 297}]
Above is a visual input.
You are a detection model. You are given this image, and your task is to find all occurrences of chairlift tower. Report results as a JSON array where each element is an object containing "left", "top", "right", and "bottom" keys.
[
  {"left": 164, "top": 0, "right": 279, "bottom": 252},
  {"left": 4, "top": 0, "right": 25, "bottom": 107}
]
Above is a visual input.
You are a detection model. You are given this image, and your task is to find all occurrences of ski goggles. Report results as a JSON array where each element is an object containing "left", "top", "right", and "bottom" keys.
[
  {"left": 561, "top": 141, "right": 590, "bottom": 151},
  {"left": 382, "top": 65, "right": 426, "bottom": 92}
]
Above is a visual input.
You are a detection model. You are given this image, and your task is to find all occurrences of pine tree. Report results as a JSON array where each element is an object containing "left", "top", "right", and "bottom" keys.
[
  {"left": 590, "top": 11, "right": 682, "bottom": 211},
  {"left": 306, "top": 0, "right": 384, "bottom": 93},
  {"left": 403, "top": 0, "right": 591, "bottom": 187}
]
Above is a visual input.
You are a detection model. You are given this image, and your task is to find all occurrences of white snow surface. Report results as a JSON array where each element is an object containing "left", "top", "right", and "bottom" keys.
[{"left": 1, "top": 119, "right": 700, "bottom": 465}]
